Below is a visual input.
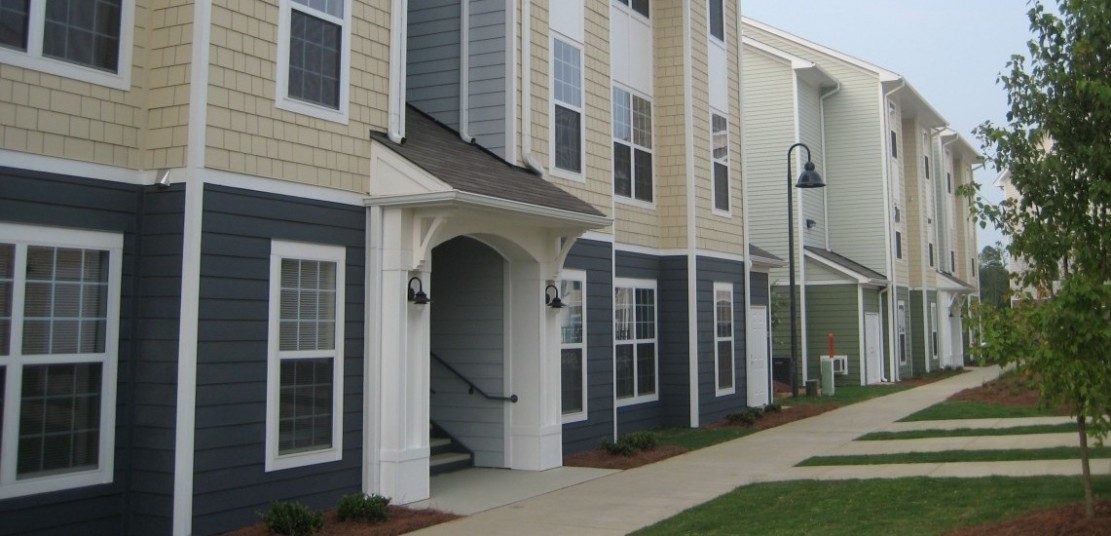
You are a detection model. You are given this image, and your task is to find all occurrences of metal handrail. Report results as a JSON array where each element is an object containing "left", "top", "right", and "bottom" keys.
[{"left": 430, "top": 352, "right": 518, "bottom": 403}]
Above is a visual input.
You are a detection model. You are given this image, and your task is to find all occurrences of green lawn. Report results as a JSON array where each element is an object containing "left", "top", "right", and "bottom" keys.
[
  {"left": 899, "top": 400, "right": 1064, "bottom": 421},
  {"left": 798, "top": 446, "right": 1111, "bottom": 466},
  {"left": 654, "top": 383, "right": 924, "bottom": 451},
  {"left": 857, "top": 422, "right": 1077, "bottom": 441},
  {"left": 633, "top": 476, "right": 1111, "bottom": 536}
]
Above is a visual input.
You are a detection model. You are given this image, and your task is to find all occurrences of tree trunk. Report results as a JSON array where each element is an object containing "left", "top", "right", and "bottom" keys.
[{"left": 1078, "top": 415, "right": 1094, "bottom": 519}]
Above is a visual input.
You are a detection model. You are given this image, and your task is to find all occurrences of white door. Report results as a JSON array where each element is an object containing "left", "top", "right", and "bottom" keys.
[
  {"left": 747, "top": 306, "right": 770, "bottom": 406},
  {"left": 864, "top": 313, "right": 883, "bottom": 384}
]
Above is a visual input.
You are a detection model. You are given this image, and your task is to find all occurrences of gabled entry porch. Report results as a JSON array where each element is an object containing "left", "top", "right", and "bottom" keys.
[{"left": 364, "top": 108, "right": 608, "bottom": 504}]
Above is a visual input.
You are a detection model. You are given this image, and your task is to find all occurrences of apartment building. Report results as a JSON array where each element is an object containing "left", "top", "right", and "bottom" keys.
[
  {"left": 0, "top": 1, "right": 770, "bottom": 534},
  {"left": 741, "top": 18, "right": 979, "bottom": 387}
]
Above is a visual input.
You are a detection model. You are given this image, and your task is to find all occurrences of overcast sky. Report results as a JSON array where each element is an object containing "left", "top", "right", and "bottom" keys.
[{"left": 743, "top": 0, "right": 1040, "bottom": 249}]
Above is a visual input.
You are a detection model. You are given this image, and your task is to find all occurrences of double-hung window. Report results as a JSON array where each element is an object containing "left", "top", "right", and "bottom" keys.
[
  {"left": 559, "top": 272, "right": 586, "bottom": 422},
  {"left": 613, "top": 87, "right": 654, "bottom": 203},
  {"left": 266, "top": 241, "right": 345, "bottom": 471},
  {"left": 614, "top": 279, "right": 657, "bottom": 404},
  {"left": 708, "top": 0, "right": 724, "bottom": 41},
  {"left": 711, "top": 113, "right": 730, "bottom": 212},
  {"left": 714, "top": 282, "right": 734, "bottom": 395},
  {"left": 0, "top": 223, "right": 122, "bottom": 500},
  {"left": 615, "top": 0, "right": 649, "bottom": 18},
  {"left": 897, "top": 300, "right": 907, "bottom": 365},
  {"left": 0, "top": 0, "right": 134, "bottom": 89},
  {"left": 552, "top": 37, "right": 584, "bottom": 177},
  {"left": 276, "top": 0, "right": 351, "bottom": 123},
  {"left": 930, "top": 303, "right": 938, "bottom": 359}
]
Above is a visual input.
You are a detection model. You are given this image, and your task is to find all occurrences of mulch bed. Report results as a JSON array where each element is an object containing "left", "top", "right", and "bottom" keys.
[
  {"left": 220, "top": 506, "right": 460, "bottom": 536},
  {"left": 944, "top": 500, "right": 1111, "bottom": 536}
]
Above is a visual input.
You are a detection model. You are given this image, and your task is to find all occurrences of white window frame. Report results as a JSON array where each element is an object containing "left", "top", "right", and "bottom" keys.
[
  {"left": 550, "top": 34, "right": 585, "bottom": 181},
  {"left": 614, "top": 0, "right": 650, "bottom": 20},
  {"left": 614, "top": 278, "right": 658, "bottom": 406},
  {"left": 930, "top": 302, "right": 938, "bottom": 359},
  {"left": 265, "top": 240, "right": 346, "bottom": 472},
  {"left": 275, "top": 0, "right": 352, "bottom": 124},
  {"left": 707, "top": 0, "right": 724, "bottom": 43},
  {"left": 560, "top": 270, "right": 587, "bottom": 423},
  {"left": 711, "top": 111, "right": 730, "bottom": 215},
  {"left": 612, "top": 85, "right": 655, "bottom": 207},
  {"left": 0, "top": 0, "right": 135, "bottom": 90},
  {"left": 0, "top": 223, "right": 122, "bottom": 500},
  {"left": 713, "top": 282, "right": 735, "bottom": 396},
  {"left": 897, "top": 300, "right": 907, "bottom": 365}
]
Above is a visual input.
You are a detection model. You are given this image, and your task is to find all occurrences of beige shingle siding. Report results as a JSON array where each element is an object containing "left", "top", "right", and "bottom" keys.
[
  {"left": 0, "top": 3, "right": 149, "bottom": 169},
  {"left": 695, "top": 0, "right": 744, "bottom": 256},
  {"left": 742, "top": 45, "right": 796, "bottom": 267},
  {"left": 205, "top": 0, "right": 390, "bottom": 193},
  {"left": 542, "top": 0, "right": 616, "bottom": 225},
  {"left": 144, "top": 0, "right": 194, "bottom": 170},
  {"left": 901, "top": 119, "right": 926, "bottom": 287}
]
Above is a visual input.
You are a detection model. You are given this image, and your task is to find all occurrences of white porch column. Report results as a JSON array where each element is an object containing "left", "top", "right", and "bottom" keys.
[
  {"left": 375, "top": 208, "right": 431, "bottom": 503},
  {"left": 506, "top": 259, "right": 562, "bottom": 470}
]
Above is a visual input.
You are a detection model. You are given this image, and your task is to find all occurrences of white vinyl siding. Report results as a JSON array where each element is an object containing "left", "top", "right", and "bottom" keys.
[
  {"left": 0, "top": 224, "right": 122, "bottom": 500},
  {"left": 266, "top": 240, "right": 345, "bottom": 472}
]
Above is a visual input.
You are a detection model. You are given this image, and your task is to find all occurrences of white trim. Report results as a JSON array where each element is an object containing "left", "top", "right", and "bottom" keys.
[
  {"left": 613, "top": 242, "right": 746, "bottom": 264},
  {"left": 0, "top": 0, "right": 135, "bottom": 91},
  {"left": 741, "top": 17, "right": 900, "bottom": 81},
  {"left": 612, "top": 84, "right": 656, "bottom": 204},
  {"left": 458, "top": 0, "right": 470, "bottom": 141},
  {"left": 364, "top": 190, "right": 610, "bottom": 229},
  {"left": 388, "top": 0, "right": 407, "bottom": 142},
  {"left": 199, "top": 168, "right": 367, "bottom": 206},
  {"left": 559, "top": 270, "right": 588, "bottom": 423},
  {"left": 504, "top": 0, "right": 517, "bottom": 165},
  {"left": 265, "top": 240, "right": 347, "bottom": 471},
  {"left": 579, "top": 231, "right": 615, "bottom": 244},
  {"left": 550, "top": 33, "right": 585, "bottom": 181},
  {"left": 172, "top": 180, "right": 203, "bottom": 536},
  {"left": 0, "top": 149, "right": 145, "bottom": 185},
  {"left": 613, "top": 277, "right": 659, "bottom": 407},
  {"left": 274, "top": 0, "right": 352, "bottom": 124},
  {"left": 0, "top": 224, "right": 122, "bottom": 500},
  {"left": 681, "top": 0, "right": 698, "bottom": 427},
  {"left": 713, "top": 282, "right": 736, "bottom": 396}
]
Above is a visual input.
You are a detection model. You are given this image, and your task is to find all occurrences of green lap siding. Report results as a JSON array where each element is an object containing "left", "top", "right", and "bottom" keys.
[{"left": 804, "top": 285, "right": 861, "bottom": 386}]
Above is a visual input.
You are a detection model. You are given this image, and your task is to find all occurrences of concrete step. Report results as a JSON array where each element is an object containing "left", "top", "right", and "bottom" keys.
[{"left": 430, "top": 452, "right": 473, "bottom": 475}]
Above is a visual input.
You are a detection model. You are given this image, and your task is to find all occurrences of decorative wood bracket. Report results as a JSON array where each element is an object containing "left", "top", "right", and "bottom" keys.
[
  {"left": 412, "top": 215, "right": 448, "bottom": 271},
  {"left": 552, "top": 235, "right": 580, "bottom": 280}
]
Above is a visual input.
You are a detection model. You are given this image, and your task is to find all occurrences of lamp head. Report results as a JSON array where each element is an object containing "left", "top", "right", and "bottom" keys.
[
  {"left": 545, "top": 284, "right": 566, "bottom": 309},
  {"left": 795, "top": 161, "right": 826, "bottom": 189}
]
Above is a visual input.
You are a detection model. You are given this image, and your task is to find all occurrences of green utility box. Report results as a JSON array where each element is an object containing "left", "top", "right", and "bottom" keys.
[{"left": 820, "top": 357, "right": 836, "bottom": 396}]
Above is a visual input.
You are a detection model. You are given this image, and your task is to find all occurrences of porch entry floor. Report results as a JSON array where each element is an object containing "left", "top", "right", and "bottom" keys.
[{"left": 411, "top": 466, "right": 619, "bottom": 515}]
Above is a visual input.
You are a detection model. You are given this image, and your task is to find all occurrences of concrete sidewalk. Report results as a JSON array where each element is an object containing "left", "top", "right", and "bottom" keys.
[{"left": 412, "top": 366, "right": 1094, "bottom": 535}]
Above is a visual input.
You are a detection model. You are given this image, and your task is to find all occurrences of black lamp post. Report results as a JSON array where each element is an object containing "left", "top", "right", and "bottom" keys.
[{"left": 786, "top": 143, "right": 826, "bottom": 398}]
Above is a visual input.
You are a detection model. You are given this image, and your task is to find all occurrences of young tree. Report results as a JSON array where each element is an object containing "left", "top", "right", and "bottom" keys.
[
  {"left": 966, "top": 0, "right": 1111, "bottom": 518},
  {"left": 978, "top": 244, "right": 1011, "bottom": 308}
]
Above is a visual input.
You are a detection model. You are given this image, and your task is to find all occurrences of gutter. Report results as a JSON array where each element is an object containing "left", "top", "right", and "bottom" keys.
[
  {"left": 388, "top": 0, "right": 408, "bottom": 143},
  {"left": 819, "top": 81, "right": 841, "bottom": 249},
  {"left": 683, "top": 0, "right": 700, "bottom": 427}
]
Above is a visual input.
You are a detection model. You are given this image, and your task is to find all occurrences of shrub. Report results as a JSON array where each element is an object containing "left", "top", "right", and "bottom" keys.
[
  {"left": 725, "top": 407, "right": 764, "bottom": 426},
  {"left": 600, "top": 437, "right": 635, "bottom": 456},
  {"left": 621, "top": 431, "right": 658, "bottom": 452},
  {"left": 259, "top": 501, "right": 324, "bottom": 536},
  {"left": 337, "top": 493, "right": 391, "bottom": 523}
]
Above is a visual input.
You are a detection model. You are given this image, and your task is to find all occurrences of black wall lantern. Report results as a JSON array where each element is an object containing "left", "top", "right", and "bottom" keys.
[
  {"left": 544, "top": 284, "right": 565, "bottom": 309},
  {"left": 408, "top": 276, "right": 430, "bottom": 305}
]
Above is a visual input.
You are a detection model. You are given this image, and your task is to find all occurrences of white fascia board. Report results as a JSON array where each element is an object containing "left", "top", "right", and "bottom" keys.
[
  {"left": 364, "top": 190, "right": 612, "bottom": 230},
  {"left": 742, "top": 17, "right": 900, "bottom": 80},
  {"left": 941, "top": 129, "right": 984, "bottom": 163},
  {"left": 804, "top": 249, "right": 889, "bottom": 286},
  {"left": 888, "top": 81, "right": 948, "bottom": 128},
  {"left": 741, "top": 36, "right": 838, "bottom": 89},
  {"left": 936, "top": 271, "right": 975, "bottom": 293}
]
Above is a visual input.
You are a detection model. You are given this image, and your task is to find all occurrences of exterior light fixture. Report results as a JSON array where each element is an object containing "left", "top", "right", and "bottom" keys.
[
  {"left": 786, "top": 143, "right": 826, "bottom": 398},
  {"left": 407, "top": 276, "right": 430, "bottom": 305},
  {"left": 544, "top": 284, "right": 566, "bottom": 309}
]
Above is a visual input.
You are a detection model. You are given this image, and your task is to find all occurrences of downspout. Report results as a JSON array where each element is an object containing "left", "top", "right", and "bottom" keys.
[
  {"left": 818, "top": 81, "right": 841, "bottom": 249},
  {"left": 683, "top": 0, "right": 699, "bottom": 427},
  {"left": 521, "top": 0, "right": 546, "bottom": 174},
  {"left": 458, "top": 0, "right": 470, "bottom": 141},
  {"left": 880, "top": 79, "right": 904, "bottom": 382},
  {"left": 388, "top": 0, "right": 408, "bottom": 143}
]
